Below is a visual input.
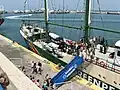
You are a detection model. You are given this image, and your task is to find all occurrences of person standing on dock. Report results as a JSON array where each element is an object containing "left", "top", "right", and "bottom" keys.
[
  {"left": 45, "top": 74, "right": 49, "bottom": 81},
  {"left": 37, "top": 62, "right": 42, "bottom": 75},
  {"left": 32, "top": 63, "right": 38, "bottom": 74},
  {"left": 42, "top": 80, "right": 48, "bottom": 90},
  {"left": 31, "top": 61, "right": 34, "bottom": 69}
]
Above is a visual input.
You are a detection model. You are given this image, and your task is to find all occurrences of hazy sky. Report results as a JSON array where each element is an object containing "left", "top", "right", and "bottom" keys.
[{"left": 1, "top": 0, "right": 120, "bottom": 11}]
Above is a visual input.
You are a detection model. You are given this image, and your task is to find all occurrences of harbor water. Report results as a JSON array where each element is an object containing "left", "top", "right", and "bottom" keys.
[{"left": 1, "top": 13, "right": 120, "bottom": 47}]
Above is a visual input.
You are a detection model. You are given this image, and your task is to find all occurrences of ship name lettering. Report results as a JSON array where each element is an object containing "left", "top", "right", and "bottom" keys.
[{"left": 77, "top": 70, "right": 116, "bottom": 90}]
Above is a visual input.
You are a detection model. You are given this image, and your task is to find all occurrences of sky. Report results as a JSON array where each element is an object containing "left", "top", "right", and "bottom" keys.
[{"left": 1, "top": 0, "right": 120, "bottom": 11}]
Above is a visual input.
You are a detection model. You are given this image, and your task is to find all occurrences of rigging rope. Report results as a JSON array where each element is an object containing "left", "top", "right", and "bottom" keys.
[
  {"left": 90, "top": 0, "right": 95, "bottom": 38},
  {"left": 49, "top": 0, "right": 54, "bottom": 11},
  {"left": 48, "top": 0, "right": 56, "bottom": 32},
  {"left": 97, "top": 0, "right": 107, "bottom": 43},
  {"left": 61, "top": 0, "right": 65, "bottom": 37},
  {"left": 96, "top": 0, "right": 104, "bottom": 27},
  {"left": 72, "top": 0, "right": 81, "bottom": 40},
  {"left": 72, "top": 0, "right": 81, "bottom": 26},
  {"left": 27, "top": 0, "right": 29, "bottom": 11},
  {"left": 41, "top": 0, "right": 43, "bottom": 9},
  {"left": 24, "top": 0, "right": 27, "bottom": 13},
  {"left": 49, "top": 0, "right": 56, "bottom": 22}
]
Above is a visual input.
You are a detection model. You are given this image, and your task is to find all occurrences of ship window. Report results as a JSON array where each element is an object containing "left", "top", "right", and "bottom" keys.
[{"left": 117, "top": 51, "right": 120, "bottom": 56}]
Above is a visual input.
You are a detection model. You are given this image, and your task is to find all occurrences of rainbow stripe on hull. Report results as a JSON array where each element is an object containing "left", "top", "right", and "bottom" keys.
[{"left": 23, "top": 37, "right": 67, "bottom": 66}]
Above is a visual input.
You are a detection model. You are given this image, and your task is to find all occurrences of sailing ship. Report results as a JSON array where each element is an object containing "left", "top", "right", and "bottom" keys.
[
  {"left": 0, "top": 5, "right": 4, "bottom": 26},
  {"left": 20, "top": 0, "right": 120, "bottom": 90}
]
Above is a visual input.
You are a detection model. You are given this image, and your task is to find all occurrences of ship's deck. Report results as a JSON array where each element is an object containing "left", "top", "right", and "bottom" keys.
[{"left": 0, "top": 34, "right": 103, "bottom": 90}]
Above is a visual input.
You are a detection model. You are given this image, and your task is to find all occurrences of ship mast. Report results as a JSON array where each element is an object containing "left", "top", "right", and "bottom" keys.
[
  {"left": 84, "top": 0, "right": 91, "bottom": 43},
  {"left": 44, "top": 0, "right": 49, "bottom": 41}
]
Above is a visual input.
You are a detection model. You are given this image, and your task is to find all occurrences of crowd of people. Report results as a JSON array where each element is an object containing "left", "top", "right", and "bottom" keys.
[
  {"left": 57, "top": 36, "right": 108, "bottom": 57},
  {"left": 21, "top": 61, "right": 54, "bottom": 90},
  {"left": 57, "top": 36, "right": 108, "bottom": 60},
  {"left": 20, "top": 36, "right": 108, "bottom": 90},
  {"left": 31, "top": 61, "right": 42, "bottom": 74}
]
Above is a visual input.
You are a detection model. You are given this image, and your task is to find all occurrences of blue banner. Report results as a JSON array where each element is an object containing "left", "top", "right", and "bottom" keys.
[{"left": 51, "top": 56, "right": 83, "bottom": 86}]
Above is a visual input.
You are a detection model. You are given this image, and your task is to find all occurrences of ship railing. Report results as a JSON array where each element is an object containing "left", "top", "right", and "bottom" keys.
[{"left": 85, "top": 55, "right": 120, "bottom": 74}]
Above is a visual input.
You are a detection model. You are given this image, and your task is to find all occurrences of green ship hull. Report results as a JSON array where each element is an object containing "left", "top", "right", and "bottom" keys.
[{"left": 24, "top": 38, "right": 67, "bottom": 66}]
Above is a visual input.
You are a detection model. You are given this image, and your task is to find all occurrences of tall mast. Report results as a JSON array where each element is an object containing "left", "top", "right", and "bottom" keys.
[
  {"left": 84, "top": 0, "right": 91, "bottom": 43},
  {"left": 44, "top": 0, "right": 49, "bottom": 30},
  {"left": 44, "top": 0, "right": 49, "bottom": 41}
]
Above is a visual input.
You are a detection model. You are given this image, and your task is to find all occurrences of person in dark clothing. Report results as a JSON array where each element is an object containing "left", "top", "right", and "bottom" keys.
[
  {"left": 32, "top": 67, "right": 37, "bottom": 74},
  {"left": 33, "top": 63, "right": 36, "bottom": 68},
  {"left": 98, "top": 36, "right": 101, "bottom": 44},
  {"left": 38, "top": 67, "right": 42, "bottom": 75},
  {"left": 46, "top": 78, "right": 51, "bottom": 87},
  {"left": 103, "top": 44, "right": 107, "bottom": 54},
  {"left": 38, "top": 62, "right": 42, "bottom": 67},
  {"left": 100, "top": 46, "right": 103, "bottom": 53},
  {"left": 32, "top": 63, "right": 38, "bottom": 74},
  {"left": 58, "top": 41, "right": 65, "bottom": 51},
  {"left": 100, "top": 37, "right": 105, "bottom": 45},
  {"left": 22, "top": 66, "right": 25, "bottom": 72}
]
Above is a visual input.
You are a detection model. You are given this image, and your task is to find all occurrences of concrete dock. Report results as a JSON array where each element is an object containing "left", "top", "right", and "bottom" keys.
[
  {"left": 0, "top": 52, "right": 41, "bottom": 90},
  {"left": 0, "top": 34, "right": 102, "bottom": 90}
]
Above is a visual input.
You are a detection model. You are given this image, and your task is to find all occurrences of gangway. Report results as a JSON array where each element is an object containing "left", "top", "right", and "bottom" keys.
[{"left": 51, "top": 56, "right": 84, "bottom": 87}]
